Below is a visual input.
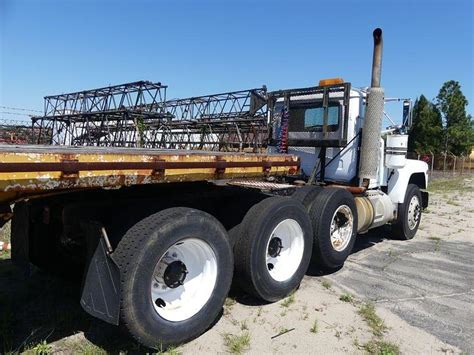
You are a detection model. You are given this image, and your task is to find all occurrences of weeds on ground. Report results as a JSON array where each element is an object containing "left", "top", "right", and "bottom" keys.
[
  {"left": 310, "top": 320, "right": 318, "bottom": 334},
  {"left": 339, "top": 293, "right": 354, "bottom": 303},
  {"left": 224, "top": 297, "right": 237, "bottom": 315},
  {"left": 154, "top": 341, "right": 180, "bottom": 355},
  {"left": 0, "top": 221, "right": 10, "bottom": 244},
  {"left": 428, "top": 237, "right": 441, "bottom": 251},
  {"left": 223, "top": 332, "right": 250, "bottom": 354},
  {"left": 224, "top": 297, "right": 236, "bottom": 308},
  {"left": 428, "top": 178, "right": 472, "bottom": 193},
  {"left": 240, "top": 320, "right": 248, "bottom": 331},
  {"left": 358, "top": 303, "right": 387, "bottom": 337},
  {"left": 446, "top": 199, "right": 460, "bottom": 206},
  {"left": 72, "top": 341, "right": 108, "bottom": 355},
  {"left": 363, "top": 339, "right": 400, "bottom": 355},
  {"left": 280, "top": 292, "right": 295, "bottom": 308},
  {"left": 0, "top": 250, "right": 10, "bottom": 260},
  {"left": 321, "top": 280, "right": 332, "bottom": 289},
  {"left": 24, "top": 340, "right": 52, "bottom": 355}
]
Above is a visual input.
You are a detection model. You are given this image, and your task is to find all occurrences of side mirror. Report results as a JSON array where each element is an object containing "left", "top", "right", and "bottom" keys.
[{"left": 402, "top": 100, "right": 412, "bottom": 128}]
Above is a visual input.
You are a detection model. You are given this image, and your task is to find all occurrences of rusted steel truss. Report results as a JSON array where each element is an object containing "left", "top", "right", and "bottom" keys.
[
  {"left": 32, "top": 81, "right": 269, "bottom": 151},
  {"left": 0, "top": 119, "right": 35, "bottom": 144}
]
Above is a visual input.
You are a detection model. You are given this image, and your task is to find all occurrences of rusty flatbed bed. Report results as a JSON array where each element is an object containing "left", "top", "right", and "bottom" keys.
[{"left": 0, "top": 144, "right": 299, "bottom": 205}]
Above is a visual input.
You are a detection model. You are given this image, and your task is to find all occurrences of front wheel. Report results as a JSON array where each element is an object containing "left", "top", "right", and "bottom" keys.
[
  {"left": 391, "top": 184, "right": 422, "bottom": 240},
  {"left": 113, "top": 207, "right": 233, "bottom": 348}
]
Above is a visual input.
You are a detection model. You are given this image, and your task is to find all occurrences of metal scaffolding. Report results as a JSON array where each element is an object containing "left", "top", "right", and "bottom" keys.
[
  {"left": 32, "top": 81, "right": 269, "bottom": 151},
  {"left": 0, "top": 119, "right": 35, "bottom": 144}
]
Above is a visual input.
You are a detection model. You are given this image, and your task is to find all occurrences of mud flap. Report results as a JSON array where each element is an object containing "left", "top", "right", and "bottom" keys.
[
  {"left": 80, "top": 222, "right": 121, "bottom": 325},
  {"left": 421, "top": 191, "right": 429, "bottom": 209}
]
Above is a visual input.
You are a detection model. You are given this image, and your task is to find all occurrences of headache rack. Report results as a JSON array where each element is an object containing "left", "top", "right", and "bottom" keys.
[
  {"left": 268, "top": 82, "right": 351, "bottom": 148},
  {"left": 32, "top": 81, "right": 269, "bottom": 152}
]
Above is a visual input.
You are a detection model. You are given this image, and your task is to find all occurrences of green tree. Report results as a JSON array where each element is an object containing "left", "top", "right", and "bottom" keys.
[
  {"left": 436, "top": 80, "right": 473, "bottom": 155},
  {"left": 408, "top": 95, "right": 443, "bottom": 154}
]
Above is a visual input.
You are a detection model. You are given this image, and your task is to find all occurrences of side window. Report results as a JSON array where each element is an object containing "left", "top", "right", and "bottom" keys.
[{"left": 304, "top": 107, "right": 324, "bottom": 129}]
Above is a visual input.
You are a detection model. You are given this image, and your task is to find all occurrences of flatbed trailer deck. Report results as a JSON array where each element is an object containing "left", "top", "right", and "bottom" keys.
[{"left": 0, "top": 144, "right": 299, "bottom": 206}]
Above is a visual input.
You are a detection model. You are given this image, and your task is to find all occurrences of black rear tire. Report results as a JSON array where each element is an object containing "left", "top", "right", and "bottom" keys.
[
  {"left": 233, "top": 197, "right": 313, "bottom": 302},
  {"left": 309, "top": 188, "right": 358, "bottom": 269},
  {"left": 391, "top": 184, "right": 422, "bottom": 240},
  {"left": 113, "top": 207, "right": 233, "bottom": 348},
  {"left": 291, "top": 185, "right": 323, "bottom": 210}
]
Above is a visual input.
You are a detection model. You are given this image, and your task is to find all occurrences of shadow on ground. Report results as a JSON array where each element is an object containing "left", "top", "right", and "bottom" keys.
[
  {"left": 306, "top": 226, "right": 391, "bottom": 277},
  {"left": 0, "top": 258, "right": 147, "bottom": 353},
  {"left": 0, "top": 227, "right": 392, "bottom": 353}
]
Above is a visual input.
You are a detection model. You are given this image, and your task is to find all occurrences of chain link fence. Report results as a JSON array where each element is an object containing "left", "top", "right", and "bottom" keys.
[{"left": 407, "top": 152, "right": 474, "bottom": 179}]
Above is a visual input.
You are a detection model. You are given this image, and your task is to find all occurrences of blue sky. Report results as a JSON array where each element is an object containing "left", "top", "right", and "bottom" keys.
[{"left": 1, "top": 0, "right": 472, "bottom": 125}]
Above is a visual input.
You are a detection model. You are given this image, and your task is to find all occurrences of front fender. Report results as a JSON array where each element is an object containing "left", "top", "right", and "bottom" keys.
[{"left": 387, "top": 159, "right": 428, "bottom": 204}]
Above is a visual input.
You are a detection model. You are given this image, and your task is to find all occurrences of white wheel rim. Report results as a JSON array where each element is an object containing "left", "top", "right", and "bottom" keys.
[
  {"left": 265, "top": 219, "right": 305, "bottom": 282},
  {"left": 407, "top": 195, "right": 421, "bottom": 230},
  {"left": 330, "top": 205, "right": 354, "bottom": 252},
  {"left": 150, "top": 238, "right": 217, "bottom": 322}
]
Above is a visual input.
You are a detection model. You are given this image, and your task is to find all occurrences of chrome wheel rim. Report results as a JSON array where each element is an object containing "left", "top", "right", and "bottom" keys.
[
  {"left": 330, "top": 205, "right": 354, "bottom": 251},
  {"left": 407, "top": 195, "right": 421, "bottom": 230},
  {"left": 150, "top": 238, "right": 217, "bottom": 322}
]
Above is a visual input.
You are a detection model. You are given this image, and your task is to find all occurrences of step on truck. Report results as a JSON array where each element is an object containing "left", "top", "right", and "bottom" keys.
[{"left": 0, "top": 28, "right": 428, "bottom": 348}]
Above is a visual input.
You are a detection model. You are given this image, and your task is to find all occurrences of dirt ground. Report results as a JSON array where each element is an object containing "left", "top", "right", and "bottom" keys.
[{"left": 0, "top": 177, "right": 472, "bottom": 354}]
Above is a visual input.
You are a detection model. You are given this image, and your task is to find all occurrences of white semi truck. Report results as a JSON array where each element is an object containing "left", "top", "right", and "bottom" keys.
[{"left": 0, "top": 28, "right": 428, "bottom": 348}]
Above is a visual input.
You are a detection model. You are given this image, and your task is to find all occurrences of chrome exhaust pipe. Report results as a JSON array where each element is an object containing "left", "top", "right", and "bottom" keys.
[{"left": 371, "top": 28, "right": 383, "bottom": 88}]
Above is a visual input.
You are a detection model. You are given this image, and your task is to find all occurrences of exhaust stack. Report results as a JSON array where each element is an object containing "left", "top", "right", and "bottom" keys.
[{"left": 359, "top": 28, "right": 385, "bottom": 187}]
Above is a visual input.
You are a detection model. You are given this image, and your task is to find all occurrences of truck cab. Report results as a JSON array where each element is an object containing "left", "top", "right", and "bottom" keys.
[{"left": 268, "top": 80, "right": 428, "bottom": 212}]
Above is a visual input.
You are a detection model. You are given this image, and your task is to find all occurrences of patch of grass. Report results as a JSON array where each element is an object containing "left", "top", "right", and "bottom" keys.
[
  {"left": 321, "top": 279, "right": 332, "bottom": 289},
  {"left": 428, "top": 177, "right": 473, "bottom": 193},
  {"left": 240, "top": 320, "right": 248, "bottom": 331},
  {"left": 224, "top": 297, "right": 237, "bottom": 315},
  {"left": 0, "top": 221, "right": 11, "bottom": 244},
  {"left": 363, "top": 339, "right": 400, "bottom": 355},
  {"left": 358, "top": 303, "right": 387, "bottom": 337},
  {"left": 224, "top": 297, "right": 236, "bottom": 308},
  {"left": 278, "top": 326, "right": 289, "bottom": 333},
  {"left": 446, "top": 199, "right": 460, "bottom": 206},
  {"left": 428, "top": 236, "right": 441, "bottom": 251},
  {"left": 280, "top": 292, "right": 295, "bottom": 308},
  {"left": 154, "top": 343, "right": 180, "bottom": 355},
  {"left": 73, "top": 341, "right": 108, "bottom": 355},
  {"left": 223, "top": 332, "right": 250, "bottom": 354},
  {"left": 25, "top": 340, "right": 52, "bottom": 355},
  {"left": 339, "top": 293, "right": 354, "bottom": 303},
  {"left": 310, "top": 319, "right": 318, "bottom": 334},
  {"left": 0, "top": 250, "right": 10, "bottom": 260}
]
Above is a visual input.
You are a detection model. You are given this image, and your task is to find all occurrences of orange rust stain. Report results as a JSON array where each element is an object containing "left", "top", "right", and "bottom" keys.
[{"left": 0, "top": 149, "right": 300, "bottom": 205}]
